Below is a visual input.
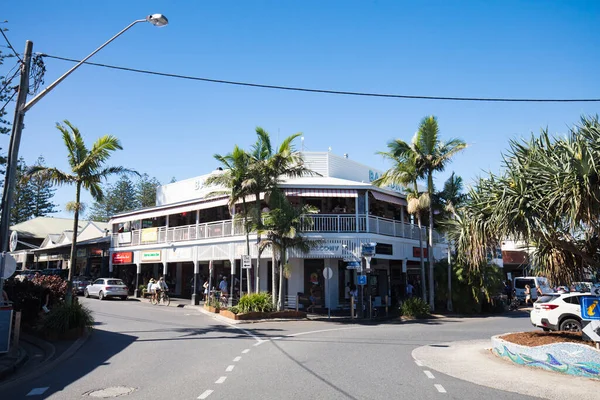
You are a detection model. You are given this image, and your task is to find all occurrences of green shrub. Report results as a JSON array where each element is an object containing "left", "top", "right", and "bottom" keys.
[
  {"left": 400, "top": 297, "right": 430, "bottom": 319},
  {"left": 205, "top": 297, "right": 221, "bottom": 310},
  {"left": 41, "top": 301, "right": 94, "bottom": 335},
  {"left": 237, "top": 292, "right": 273, "bottom": 313},
  {"left": 228, "top": 305, "right": 240, "bottom": 314}
]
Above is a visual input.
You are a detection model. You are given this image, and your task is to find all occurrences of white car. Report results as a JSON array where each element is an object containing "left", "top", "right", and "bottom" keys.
[
  {"left": 84, "top": 278, "right": 129, "bottom": 300},
  {"left": 530, "top": 293, "right": 586, "bottom": 332}
]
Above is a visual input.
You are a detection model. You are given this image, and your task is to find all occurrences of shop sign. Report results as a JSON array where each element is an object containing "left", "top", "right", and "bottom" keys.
[
  {"left": 141, "top": 250, "right": 162, "bottom": 263},
  {"left": 167, "top": 247, "right": 191, "bottom": 261},
  {"left": 77, "top": 249, "right": 87, "bottom": 258},
  {"left": 412, "top": 247, "right": 428, "bottom": 258},
  {"left": 308, "top": 244, "right": 343, "bottom": 257},
  {"left": 141, "top": 227, "right": 158, "bottom": 242},
  {"left": 90, "top": 248, "right": 103, "bottom": 257},
  {"left": 112, "top": 252, "right": 133, "bottom": 264}
]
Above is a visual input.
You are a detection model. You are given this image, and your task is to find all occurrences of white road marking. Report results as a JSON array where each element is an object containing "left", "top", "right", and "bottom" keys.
[
  {"left": 272, "top": 336, "right": 283, "bottom": 340},
  {"left": 198, "top": 389, "right": 213, "bottom": 399},
  {"left": 414, "top": 359, "right": 424, "bottom": 367},
  {"left": 285, "top": 326, "right": 371, "bottom": 338},
  {"left": 215, "top": 376, "right": 227, "bottom": 384},
  {"left": 242, "top": 349, "right": 250, "bottom": 354},
  {"left": 27, "top": 387, "right": 49, "bottom": 396},
  {"left": 253, "top": 340, "right": 266, "bottom": 346},
  {"left": 226, "top": 365, "right": 235, "bottom": 372},
  {"left": 424, "top": 370, "right": 435, "bottom": 379},
  {"left": 233, "top": 356, "right": 242, "bottom": 362},
  {"left": 434, "top": 384, "right": 447, "bottom": 393}
]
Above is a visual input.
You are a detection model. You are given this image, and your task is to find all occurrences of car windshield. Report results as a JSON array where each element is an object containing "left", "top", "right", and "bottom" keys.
[
  {"left": 536, "top": 295, "right": 559, "bottom": 303},
  {"left": 107, "top": 280, "right": 125, "bottom": 286},
  {"left": 514, "top": 279, "right": 535, "bottom": 289}
]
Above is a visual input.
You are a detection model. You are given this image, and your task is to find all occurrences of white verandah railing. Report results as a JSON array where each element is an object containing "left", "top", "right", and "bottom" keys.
[{"left": 112, "top": 214, "right": 439, "bottom": 248}]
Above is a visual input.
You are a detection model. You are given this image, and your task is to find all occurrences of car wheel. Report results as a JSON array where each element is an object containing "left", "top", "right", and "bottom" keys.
[
  {"left": 560, "top": 318, "right": 581, "bottom": 332},
  {"left": 120, "top": 296, "right": 128, "bottom": 301},
  {"left": 84, "top": 289, "right": 89, "bottom": 298},
  {"left": 99, "top": 291, "right": 105, "bottom": 301}
]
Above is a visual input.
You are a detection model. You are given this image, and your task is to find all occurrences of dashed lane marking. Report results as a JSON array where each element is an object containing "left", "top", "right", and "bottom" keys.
[
  {"left": 233, "top": 356, "right": 242, "bottom": 362},
  {"left": 198, "top": 389, "right": 213, "bottom": 399},
  {"left": 226, "top": 365, "right": 235, "bottom": 372},
  {"left": 27, "top": 387, "right": 49, "bottom": 396},
  {"left": 272, "top": 336, "right": 283, "bottom": 340},
  {"left": 242, "top": 349, "right": 250, "bottom": 354},
  {"left": 434, "top": 384, "right": 447, "bottom": 393},
  {"left": 215, "top": 377, "right": 227, "bottom": 384},
  {"left": 424, "top": 371, "right": 435, "bottom": 379}
]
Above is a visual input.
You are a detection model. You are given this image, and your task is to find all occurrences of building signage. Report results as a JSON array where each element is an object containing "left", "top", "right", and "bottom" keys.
[
  {"left": 141, "top": 250, "right": 162, "bottom": 263},
  {"left": 141, "top": 227, "right": 158, "bottom": 242},
  {"left": 77, "top": 249, "right": 87, "bottom": 258},
  {"left": 346, "top": 261, "right": 361, "bottom": 269},
  {"left": 412, "top": 247, "right": 428, "bottom": 258},
  {"left": 167, "top": 247, "right": 192, "bottom": 262},
  {"left": 368, "top": 170, "right": 405, "bottom": 193},
  {"left": 112, "top": 252, "right": 133, "bottom": 264},
  {"left": 308, "top": 244, "right": 343, "bottom": 257},
  {"left": 90, "top": 248, "right": 103, "bottom": 257},
  {"left": 361, "top": 243, "right": 377, "bottom": 258}
]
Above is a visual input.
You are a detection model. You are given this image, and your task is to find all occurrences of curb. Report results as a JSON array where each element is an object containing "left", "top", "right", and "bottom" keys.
[
  {"left": 21, "top": 333, "right": 56, "bottom": 363},
  {"left": 0, "top": 347, "right": 28, "bottom": 381},
  {"left": 0, "top": 329, "right": 90, "bottom": 389}
]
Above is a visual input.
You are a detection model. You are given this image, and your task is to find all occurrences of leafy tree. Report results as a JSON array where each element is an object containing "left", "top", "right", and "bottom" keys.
[
  {"left": 11, "top": 158, "right": 35, "bottom": 224},
  {"left": 136, "top": 173, "right": 161, "bottom": 208},
  {"left": 29, "top": 156, "right": 58, "bottom": 217},
  {"left": 86, "top": 183, "right": 113, "bottom": 222},
  {"left": 27, "top": 120, "right": 136, "bottom": 302}
]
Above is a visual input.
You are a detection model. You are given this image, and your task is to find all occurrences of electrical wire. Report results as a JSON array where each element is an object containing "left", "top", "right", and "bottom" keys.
[
  {"left": 40, "top": 53, "right": 600, "bottom": 103},
  {"left": 0, "top": 29, "right": 23, "bottom": 63},
  {"left": 0, "top": 66, "right": 20, "bottom": 96},
  {"left": 0, "top": 90, "right": 16, "bottom": 115}
]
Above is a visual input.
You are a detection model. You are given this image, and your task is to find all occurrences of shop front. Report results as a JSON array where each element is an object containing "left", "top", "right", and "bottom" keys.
[{"left": 112, "top": 251, "right": 136, "bottom": 292}]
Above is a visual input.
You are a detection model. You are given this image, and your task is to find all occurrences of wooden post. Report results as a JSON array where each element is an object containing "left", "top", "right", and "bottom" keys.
[
  {"left": 296, "top": 294, "right": 299, "bottom": 313},
  {"left": 11, "top": 311, "right": 21, "bottom": 355},
  {"left": 351, "top": 296, "right": 355, "bottom": 319},
  {"left": 369, "top": 295, "right": 373, "bottom": 319},
  {"left": 385, "top": 295, "right": 389, "bottom": 316}
]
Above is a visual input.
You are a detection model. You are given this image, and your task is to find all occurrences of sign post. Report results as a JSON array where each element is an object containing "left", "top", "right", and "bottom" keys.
[
  {"left": 360, "top": 243, "right": 376, "bottom": 318},
  {"left": 323, "top": 267, "right": 333, "bottom": 319},
  {"left": 581, "top": 297, "right": 600, "bottom": 347}
]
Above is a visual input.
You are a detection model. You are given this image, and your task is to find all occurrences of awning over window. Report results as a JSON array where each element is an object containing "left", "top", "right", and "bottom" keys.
[
  {"left": 370, "top": 190, "right": 407, "bottom": 206},
  {"left": 284, "top": 189, "right": 358, "bottom": 198}
]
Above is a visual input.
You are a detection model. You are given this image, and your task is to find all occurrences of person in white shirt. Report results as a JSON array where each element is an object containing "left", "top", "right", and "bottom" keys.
[{"left": 406, "top": 282, "right": 414, "bottom": 298}]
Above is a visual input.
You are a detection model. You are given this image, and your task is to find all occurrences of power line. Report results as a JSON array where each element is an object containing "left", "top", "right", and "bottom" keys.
[
  {"left": 0, "top": 66, "right": 20, "bottom": 95},
  {"left": 0, "top": 29, "right": 23, "bottom": 63},
  {"left": 41, "top": 53, "right": 600, "bottom": 103},
  {"left": 0, "top": 90, "right": 16, "bottom": 115}
]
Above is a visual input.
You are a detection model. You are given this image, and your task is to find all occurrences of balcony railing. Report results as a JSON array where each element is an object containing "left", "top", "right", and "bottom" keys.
[{"left": 112, "top": 214, "right": 442, "bottom": 248}]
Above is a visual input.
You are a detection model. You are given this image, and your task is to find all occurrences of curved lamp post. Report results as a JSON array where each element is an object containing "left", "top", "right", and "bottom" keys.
[{"left": 0, "top": 14, "right": 168, "bottom": 302}]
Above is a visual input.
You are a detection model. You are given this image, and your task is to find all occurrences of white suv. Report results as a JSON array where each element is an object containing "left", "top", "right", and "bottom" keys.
[{"left": 530, "top": 293, "right": 586, "bottom": 332}]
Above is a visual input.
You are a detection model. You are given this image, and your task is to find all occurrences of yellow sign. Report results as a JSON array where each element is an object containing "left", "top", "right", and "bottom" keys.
[
  {"left": 587, "top": 301, "right": 598, "bottom": 317},
  {"left": 141, "top": 227, "right": 158, "bottom": 242}
]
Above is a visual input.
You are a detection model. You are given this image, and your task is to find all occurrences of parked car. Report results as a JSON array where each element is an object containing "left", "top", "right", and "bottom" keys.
[
  {"left": 514, "top": 276, "right": 552, "bottom": 302},
  {"left": 530, "top": 292, "right": 587, "bottom": 332},
  {"left": 72, "top": 276, "right": 91, "bottom": 295},
  {"left": 84, "top": 278, "right": 128, "bottom": 300}
]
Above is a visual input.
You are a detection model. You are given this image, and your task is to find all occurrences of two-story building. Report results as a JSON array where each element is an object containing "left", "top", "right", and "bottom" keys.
[{"left": 108, "top": 152, "right": 447, "bottom": 309}]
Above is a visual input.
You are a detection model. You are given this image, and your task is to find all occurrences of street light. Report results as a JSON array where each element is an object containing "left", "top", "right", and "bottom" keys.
[{"left": 0, "top": 14, "right": 169, "bottom": 303}]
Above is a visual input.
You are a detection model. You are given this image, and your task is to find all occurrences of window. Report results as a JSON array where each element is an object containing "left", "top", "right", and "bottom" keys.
[
  {"left": 564, "top": 295, "right": 583, "bottom": 305},
  {"left": 514, "top": 279, "right": 535, "bottom": 289},
  {"left": 107, "top": 280, "right": 125, "bottom": 286},
  {"left": 93, "top": 279, "right": 104, "bottom": 285}
]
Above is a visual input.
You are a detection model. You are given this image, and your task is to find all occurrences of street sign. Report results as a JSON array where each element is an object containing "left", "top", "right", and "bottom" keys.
[
  {"left": 582, "top": 320, "right": 600, "bottom": 342},
  {"left": 592, "top": 287, "right": 600, "bottom": 296},
  {"left": 357, "top": 275, "right": 367, "bottom": 285},
  {"left": 9, "top": 231, "right": 18, "bottom": 252},
  {"left": 581, "top": 297, "right": 600, "bottom": 320},
  {"left": 346, "top": 261, "right": 361, "bottom": 269},
  {"left": 323, "top": 267, "right": 333, "bottom": 280},
  {"left": 241, "top": 255, "right": 252, "bottom": 269},
  {"left": 1, "top": 254, "right": 16, "bottom": 279},
  {"left": 361, "top": 243, "right": 376, "bottom": 258}
]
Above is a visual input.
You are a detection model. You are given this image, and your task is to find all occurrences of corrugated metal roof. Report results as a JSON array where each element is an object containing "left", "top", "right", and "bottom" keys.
[{"left": 10, "top": 217, "right": 102, "bottom": 239}]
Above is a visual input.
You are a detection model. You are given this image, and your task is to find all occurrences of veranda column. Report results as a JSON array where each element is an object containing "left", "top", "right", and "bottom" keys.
[
  {"left": 134, "top": 262, "right": 142, "bottom": 298},
  {"left": 191, "top": 259, "right": 199, "bottom": 305}
]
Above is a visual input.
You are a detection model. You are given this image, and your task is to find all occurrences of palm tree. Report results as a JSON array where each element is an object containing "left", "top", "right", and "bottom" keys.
[
  {"left": 205, "top": 146, "right": 253, "bottom": 294},
  {"left": 381, "top": 116, "right": 466, "bottom": 310},
  {"left": 259, "top": 189, "right": 319, "bottom": 310},
  {"left": 246, "top": 128, "right": 315, "bottom": 293},
  {"left": 27, "top": 120, "right": 136, "bottom": 302},
  {"left": 374, "top": 145, "right": 428, "bottom": 302}
]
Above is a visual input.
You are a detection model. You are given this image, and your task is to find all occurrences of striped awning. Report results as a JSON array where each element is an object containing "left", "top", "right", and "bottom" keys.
[
  {"left": 284, "top": 189, "right": 357, "bottom": 198},
  {"left": 370, "top": 190, "right": 407, "bottom": 206}
]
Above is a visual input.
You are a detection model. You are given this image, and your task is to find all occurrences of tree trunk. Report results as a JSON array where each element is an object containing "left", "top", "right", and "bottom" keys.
[
  {"left": 66, "top": 182, "right": 81, "bottom": 305},
  {"left": 277, "top": 248, "right": 285, "bottom": 311},
  {"left": 417, "top": 213, "right": 427, "bottom": 303},
  {"left": 272, "top": 250, "right": 277, "bottom": 308},
  {"left": 428, "top": 172, "right": 435, "bottom": 312}
]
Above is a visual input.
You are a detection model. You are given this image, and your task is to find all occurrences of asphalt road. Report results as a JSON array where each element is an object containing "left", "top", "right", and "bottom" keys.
[{"left": 2, "top": 298, "right": 540, "bottom": 399}]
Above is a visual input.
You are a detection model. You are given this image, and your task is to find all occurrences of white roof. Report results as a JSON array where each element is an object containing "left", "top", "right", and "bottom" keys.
[{"left": 10, "top": 217, "right": 99, "bottom": 239}]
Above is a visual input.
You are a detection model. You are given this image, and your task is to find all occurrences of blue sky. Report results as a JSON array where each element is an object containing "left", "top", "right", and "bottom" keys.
[{"left": 2, "top": 1, "right": 599, "bottom": 217}]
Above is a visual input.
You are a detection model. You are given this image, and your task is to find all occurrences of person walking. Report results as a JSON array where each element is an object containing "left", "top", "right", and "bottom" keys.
[
  {"left": 406, "top": 282, "right": 414, "bottom": 298},
  {"left": 524, "top": 284, "right": 532, "bottom": 306}
]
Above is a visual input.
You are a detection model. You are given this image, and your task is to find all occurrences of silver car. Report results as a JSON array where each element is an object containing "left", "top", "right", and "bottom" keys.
[{"left": 84, "top": 278, "right": 128, "bottom": 300}]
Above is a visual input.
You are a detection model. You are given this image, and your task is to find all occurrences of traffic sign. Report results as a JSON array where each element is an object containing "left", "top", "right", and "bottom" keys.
[
  {"left": 1, "top": 254, "right": 16, "bottom": 279},
  {"left": 581, "top": 297, "right": 600, "bottom": 320},
  {"left": 582, "top": 320, "right": 600, "bottom": 342},
  {"left": 592, "top": 287, "right": 600, "bottom": 296},
  {"left": 361, "top": 243, "right": 376, "bottom": 258},
  {"left": 241, "top": 254, "right": 252, "bottom": 269},
  {"left": 323, "top": 267, "right": 333, "bottom": 280},
  {"left": 346, "top": 261, "right": 361, "bottom": 269},
  {"left": 357, "top": 275, "right": 367, "bottom": 285}
]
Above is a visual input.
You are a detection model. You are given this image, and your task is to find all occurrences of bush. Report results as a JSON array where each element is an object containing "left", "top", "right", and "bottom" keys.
[
  {"left": 401, "top": 297, "right": 430, "bottom": 319},
  {"left": 5, "top": 274, "right": 67, "bottom": 326},
  {"left": 228, "top": 305, "right": 240, "bottom": 314},
  {"left": 40, "top": 301, "right": 94, "bottom": 336},
  {"left": 31, "top": 274, "right": 68, "bottom": 303},
  {"left": 205, "top": 297, "right": 221, "bottom": 310},
  {"left": 237, "top": 292, "right": 273, "bottom": 313}
]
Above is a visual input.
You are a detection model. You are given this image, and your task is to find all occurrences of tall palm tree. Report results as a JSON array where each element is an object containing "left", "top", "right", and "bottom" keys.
[
  {"left": 246, "top": 128, "right": 315, "bottom": 293},
  {"left": 258, "top": 189, "right": 319, "bottom": 310},
  {"left": 27, "top": 120, "right": 136, "bottom": 302},
  {"left": 374, "top": 145, "right": 428, "bottom": 302},
  {"left": 382, "top": 116, "right": 466, "bottom": 310},
  {"left": 205, "top": 146, "right": 253, "bottom": 294}
]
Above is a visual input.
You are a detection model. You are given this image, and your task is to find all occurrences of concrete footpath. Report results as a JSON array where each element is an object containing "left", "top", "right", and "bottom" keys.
[{"left": 412, "top": 339, "right": 599, "bottom": 400}]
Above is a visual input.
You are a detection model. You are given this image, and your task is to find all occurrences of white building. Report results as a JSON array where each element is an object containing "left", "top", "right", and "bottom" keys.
[{"left": 108, "top": 152, "right": 448, "bottom": 309}]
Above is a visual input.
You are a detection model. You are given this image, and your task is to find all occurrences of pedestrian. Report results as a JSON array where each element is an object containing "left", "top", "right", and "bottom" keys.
[
  {"left": 219, "top": 276, "right": 228, "bottom": 295},
  {"left": 406, "top": 281, "right": 414, "bottom": 298},
  {"left": 147, "top": 278, "right": 155, "bottom": 299},
  {"left": 524, "top": 284, "right": 532, "bottom": 306},
  {"left": 203, "top": 280, "right": 209, "bottom": 301}
]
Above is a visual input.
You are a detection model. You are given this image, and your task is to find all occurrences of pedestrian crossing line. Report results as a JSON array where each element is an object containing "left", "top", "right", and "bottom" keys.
[
  {"left": 434, "top": 384, "right": 447, "bottom": 393},
  {"left": 424, "top": 370, "right": 435, "bottom": 379},
  {"left": 226, "top": 365, "right": 235, "bottom": 372},
  {"left": 215, "top": 376, "right": 227, "bottom": 384},
  {"left": 242, "top": 349, "right": 250, "bottom": 354},
  {"left": 233, "top": 356, "right": 242, "bottom": 362},
  {"left": 27, "top": 387, "right": 49, "bottom": 396},
  {"left": 198, "top": 389, "right": 213, "bottom": 399}
]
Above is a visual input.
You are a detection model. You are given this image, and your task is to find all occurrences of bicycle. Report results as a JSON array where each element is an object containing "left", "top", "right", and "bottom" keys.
[{"left": 152, "top": 290, "right": 170, "bottom": 306}]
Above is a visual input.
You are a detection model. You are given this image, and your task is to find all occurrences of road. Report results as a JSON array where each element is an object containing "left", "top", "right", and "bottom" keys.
[{"left": 2, "top": 298, "right": 539, "bottom": 399}]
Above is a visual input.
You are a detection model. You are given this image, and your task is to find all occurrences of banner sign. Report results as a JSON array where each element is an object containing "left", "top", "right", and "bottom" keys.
[
  {"left": 141, "top": 250, "right": 162, "bottom": 263},
  {"left": 141, "top": 227, "right": 158, "bottom": 242},
  {"left": 112, "top": 252, "right": 133, "bottom": 264}
]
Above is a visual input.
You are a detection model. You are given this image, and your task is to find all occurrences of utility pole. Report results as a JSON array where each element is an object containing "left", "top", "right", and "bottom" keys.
[
  {"left": 0, "top": 41, "right": 33, "bottom": 298},
  {"left": 447, "top": 238, "right": 453, "bottom": 312}
]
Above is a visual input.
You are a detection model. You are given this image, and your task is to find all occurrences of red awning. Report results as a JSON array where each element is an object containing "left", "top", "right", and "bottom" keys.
[
  {"left": 370, "top": 190, "right": 407, "bottom": 206},
  {"left": 284, "top": 189, "right": 357, "bottom": 198}
]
